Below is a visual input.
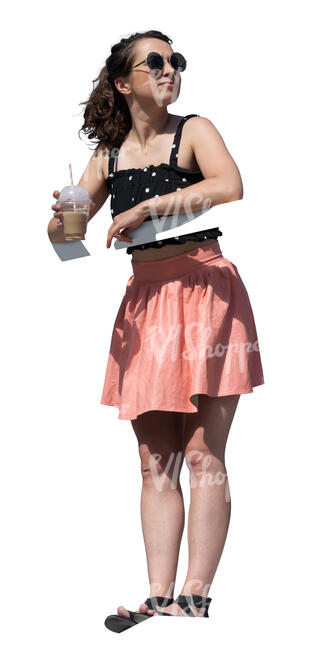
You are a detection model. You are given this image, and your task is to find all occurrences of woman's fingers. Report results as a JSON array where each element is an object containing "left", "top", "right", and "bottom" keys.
[
  {"left": 112, "top": 232, "right": 133, "bottom": 244},
  {"left": 106, "top": 209, "right": 142, "bottom": 248},
  {"left": 116, "top": 227, "right": 133, "bottom": 242},
  {"left": 107, "top": 233, "right": 132, "bottom": 248},
  {"left": 51, "top": 203, "right": 62, "bottom": 214},
  {"left": 52, "top": 190, "right": 63, "bottom": 224},
  {"left": 52, "top": 190, "right": 62, "bottom": 214},
  {"left": 116, "top": 233, "right": 133, "bottom": 242},
  {"left": 107, "top": 221, "right": 132, "bottom": 247}
]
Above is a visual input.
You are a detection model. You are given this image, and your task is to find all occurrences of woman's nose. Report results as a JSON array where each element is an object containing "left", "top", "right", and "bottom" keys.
[{"left": 162, "top": 62, "right": 176, "bottom": 77}]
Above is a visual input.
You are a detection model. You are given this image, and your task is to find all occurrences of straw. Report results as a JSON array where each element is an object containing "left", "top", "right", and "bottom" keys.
[
  {"left": 68, "top": 163, "right": 76, "bottom": 212},
  {"left": 69, "top": 163, "right": 74, "bottom": 185}
]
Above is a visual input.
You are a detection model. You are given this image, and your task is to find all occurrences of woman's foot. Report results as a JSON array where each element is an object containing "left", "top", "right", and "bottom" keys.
[
  {"left": 154, "top": 602, "right": 188, "bottom": 616},
  {"left": 154, "top": 594, "right": 211, "bottom": 617},
  {"left": 117, "top": 601, "right": 156, "bottom": 619}
]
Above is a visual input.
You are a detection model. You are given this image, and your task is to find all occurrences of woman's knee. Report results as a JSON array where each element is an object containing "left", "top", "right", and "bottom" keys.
[
  {"left": 184, "top": 442, "right": 225, "bottom": 474},
  {"left": 140, "top": 446, "right": 184, "bottom": 489},
  {"left": 131, "top": 410, "right": 186, "bottom": 487},
  {"left": 184, "top": 443, "right": 228, "bottom": 490},
  {"left": 182, "top": 394, "right": 241, "bottom": 467}
]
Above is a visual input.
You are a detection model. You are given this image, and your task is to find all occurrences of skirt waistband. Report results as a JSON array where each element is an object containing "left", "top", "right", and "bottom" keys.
[{"left": 131, "top": 240, "right": 223, "bottom": 283}]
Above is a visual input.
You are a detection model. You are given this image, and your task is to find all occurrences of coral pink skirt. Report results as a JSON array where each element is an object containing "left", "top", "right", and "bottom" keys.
[{"left": 100, "top": 240, "right": 265, "bottom": 420}]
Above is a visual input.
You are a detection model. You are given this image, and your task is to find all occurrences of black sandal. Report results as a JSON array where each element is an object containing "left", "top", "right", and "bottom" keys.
[
  {"left": 152, "top": 593, "right": 212, "bottom": 617},
  {"left": 104, "top": 596, "right": 174, "bottom": 633},
  {"left": 132, "top": 595, "right": 175, "bottom": 623}
]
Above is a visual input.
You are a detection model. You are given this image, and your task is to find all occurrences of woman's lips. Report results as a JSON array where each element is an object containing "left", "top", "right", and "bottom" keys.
[{"left": 159, "top": 82, "right": 174, "bottom": 86}]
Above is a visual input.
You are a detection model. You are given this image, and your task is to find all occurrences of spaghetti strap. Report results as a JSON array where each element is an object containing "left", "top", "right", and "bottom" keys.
[
  {"left": 169, "top": 114, "right": 200, "bottom": 166},
  {"left": 108, "top": 148, "right": 117, "bottom": 175}
]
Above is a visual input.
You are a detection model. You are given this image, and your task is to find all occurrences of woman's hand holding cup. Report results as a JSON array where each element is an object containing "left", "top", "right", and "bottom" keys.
[
  {"left": 51, "top": 190, "right": 64, "bottom": 226},
  {"left": 48, "top": 189, "right": 95, "bottom": 243}
]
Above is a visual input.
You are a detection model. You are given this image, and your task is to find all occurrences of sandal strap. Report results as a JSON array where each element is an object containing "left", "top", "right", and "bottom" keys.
[
  {"left": 145, "top": 596, "right": 174, "bottom": 610},
  {"left": 175, "top": 594, "right": 212, "bottom": 617},
  {"left": 124, "top": 609, "right": 138, "bottom": 622}
]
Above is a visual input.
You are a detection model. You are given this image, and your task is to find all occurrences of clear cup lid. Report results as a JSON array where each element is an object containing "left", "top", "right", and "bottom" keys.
[{"left": 58, "top": 185, "right": 91, "bottom": 204}]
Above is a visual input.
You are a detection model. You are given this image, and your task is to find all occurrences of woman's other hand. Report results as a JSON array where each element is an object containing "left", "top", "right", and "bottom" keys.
[{"left": 106, "top": 205, "right": 147, "bottom": 248}]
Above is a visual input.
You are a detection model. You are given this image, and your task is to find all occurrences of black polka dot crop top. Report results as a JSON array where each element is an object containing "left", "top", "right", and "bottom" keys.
[{"left": 105, "top": 114, "right": 223, "bottom": 254}]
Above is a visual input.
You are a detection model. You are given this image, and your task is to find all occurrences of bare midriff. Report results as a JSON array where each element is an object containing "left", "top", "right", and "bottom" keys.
[{"left": 131, "top": 237, "right": 219, "bottom": 261}]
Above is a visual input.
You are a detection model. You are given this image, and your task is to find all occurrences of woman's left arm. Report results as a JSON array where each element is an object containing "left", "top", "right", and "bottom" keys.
[
  {"left": 139, "top": 117, "right": 243, "bottom": 221},
  {"left": 106, "top": 118, "right": 243, "bottom": 247}
]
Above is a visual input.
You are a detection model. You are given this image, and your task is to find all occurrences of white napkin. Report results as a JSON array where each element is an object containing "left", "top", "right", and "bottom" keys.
[{"left": 113, "top": 206, "right": 214, "bottom": 250}]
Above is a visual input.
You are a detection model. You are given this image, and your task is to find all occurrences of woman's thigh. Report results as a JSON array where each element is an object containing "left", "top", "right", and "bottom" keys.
[
  {"left": 131, "top": 410, "right": 187, "bottom": 483},
  {"left": 183, "top": 394, "right": 241, "bottom": 466}
]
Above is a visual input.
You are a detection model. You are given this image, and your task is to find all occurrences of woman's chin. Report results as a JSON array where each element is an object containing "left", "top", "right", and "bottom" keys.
[{"left": 159, "top": 95, "right": 178, "bottom": 107}]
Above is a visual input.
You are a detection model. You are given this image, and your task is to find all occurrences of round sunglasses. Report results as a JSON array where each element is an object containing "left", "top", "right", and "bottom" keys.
[{"left": 131, "top": 51, "right": 187, "bottom": 76}]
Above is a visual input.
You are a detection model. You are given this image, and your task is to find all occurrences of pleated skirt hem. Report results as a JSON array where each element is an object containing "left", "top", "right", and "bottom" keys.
[{"left": 100, "top": 385, "right": 263, "bottom": 421}]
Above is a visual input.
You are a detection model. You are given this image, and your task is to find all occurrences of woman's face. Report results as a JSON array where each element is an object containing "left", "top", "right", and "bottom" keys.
[{"left": 120, "top": 38, "right": 182, "bottom": 107}]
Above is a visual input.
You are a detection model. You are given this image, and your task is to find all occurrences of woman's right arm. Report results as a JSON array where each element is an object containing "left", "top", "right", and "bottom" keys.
[{"left": 48, "top": 147, "right": 110, "bottom": 243}]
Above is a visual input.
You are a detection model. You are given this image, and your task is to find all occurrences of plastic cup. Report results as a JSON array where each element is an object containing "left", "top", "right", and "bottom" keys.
[{"left": 57, "top": 186, "right": 92, "bottom": 240}]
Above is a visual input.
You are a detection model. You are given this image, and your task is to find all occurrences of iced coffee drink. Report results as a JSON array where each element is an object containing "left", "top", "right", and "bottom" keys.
[{"left": 57, "top": 186, "right": 92, "bottom": 241}]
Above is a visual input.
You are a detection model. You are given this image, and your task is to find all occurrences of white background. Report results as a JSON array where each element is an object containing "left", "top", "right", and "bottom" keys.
[{"left": 1, "top": 1, "right": 324, "bottom": 647}]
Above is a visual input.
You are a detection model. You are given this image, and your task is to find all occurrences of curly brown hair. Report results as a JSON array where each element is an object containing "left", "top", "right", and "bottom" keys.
[{"left": 78, "top": 29, "right": 173, "bottom": 157}]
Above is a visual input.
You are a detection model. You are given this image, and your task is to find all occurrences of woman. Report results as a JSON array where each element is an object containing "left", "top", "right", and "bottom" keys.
[{"left": 48, "top": 29, "right": 265, "bottom": 630}]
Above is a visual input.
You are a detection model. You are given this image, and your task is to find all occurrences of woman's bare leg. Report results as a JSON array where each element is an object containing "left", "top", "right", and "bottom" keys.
[
  {"left": 155, "top": 394, "right": 240, "bottom": 617},
  {"left": 117, "top": 409, "right": 186, "bottom": 619}
]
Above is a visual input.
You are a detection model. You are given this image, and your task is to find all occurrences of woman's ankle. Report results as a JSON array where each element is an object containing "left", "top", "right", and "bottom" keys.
[{"left": 149, "top": 590, "right": 174, "bottom": 599}]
